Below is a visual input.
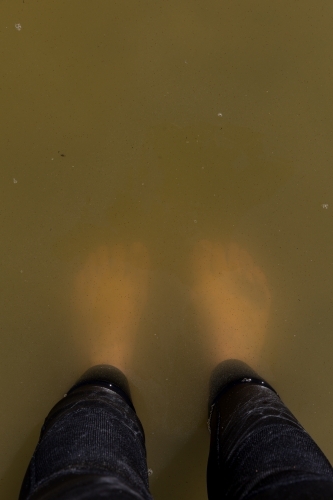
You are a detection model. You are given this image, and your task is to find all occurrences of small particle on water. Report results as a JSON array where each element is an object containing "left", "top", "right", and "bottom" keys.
[
  {"left": 13, "top": 178, "right": 18, "bottom": 184},
  {"left": 20, "top": 270, "right": 23, "bottom": 273},
  {"left": 194, "top": 220, "right": 197, "bottom": 223},
  {"left": 51, "top": 158, "right": 54, "bottom": 160},
  {"left": 63, "top": 393, "right": 67, "bottom": 398},
  {"left": 15, "top": 23, "right": 22, "bottom": 31},
  {"left": 148, "top": 468, "right": 153, "bottom": 476},
  {"left": 322, "top": 204, "right": 329, "bottom": 209},
  {"left": 218, "top": 112, "right": 223, "bottom": 117},
  {"left": 142, "top": 182, "right": 144, "bottom": 185}
]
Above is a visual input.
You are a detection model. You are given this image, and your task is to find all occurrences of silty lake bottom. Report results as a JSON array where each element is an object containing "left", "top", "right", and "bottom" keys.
[{"left": 1, "top": 1, "right": 333, "bottom": 499}]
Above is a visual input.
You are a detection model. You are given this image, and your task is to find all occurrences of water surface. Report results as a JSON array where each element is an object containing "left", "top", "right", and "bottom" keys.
[{"left": 1, "top": 1, "right": 333, "bottom": 498}]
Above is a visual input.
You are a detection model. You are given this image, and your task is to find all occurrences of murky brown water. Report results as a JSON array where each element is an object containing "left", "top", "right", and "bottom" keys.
[{"left": 1, "top": 1, "right": 333, "bottom": 498}]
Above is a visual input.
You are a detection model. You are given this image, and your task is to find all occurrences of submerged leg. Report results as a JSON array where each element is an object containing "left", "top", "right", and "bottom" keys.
[
  {"left": 190, "top": 240, "right": 271, "bottom": 371},
  {"left": 71, "top": 242, "right": 150, "bottom": 373}
]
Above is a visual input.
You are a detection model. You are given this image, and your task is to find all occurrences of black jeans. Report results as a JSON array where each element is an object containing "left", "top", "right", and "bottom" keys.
[{"left": 20, "top": 363, "right": 333, "bottom": 500}]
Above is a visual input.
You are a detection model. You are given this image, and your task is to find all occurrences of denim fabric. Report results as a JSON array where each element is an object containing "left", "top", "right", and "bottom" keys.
[
  {"left": 207, "top": 382, "right": 333, "bottom": 499},
  {"left": 20, "top": 370, "right": 333, "bottom": 499},
  {"left": 20, "top": 384, "right": 152, "bottom": 500}
]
